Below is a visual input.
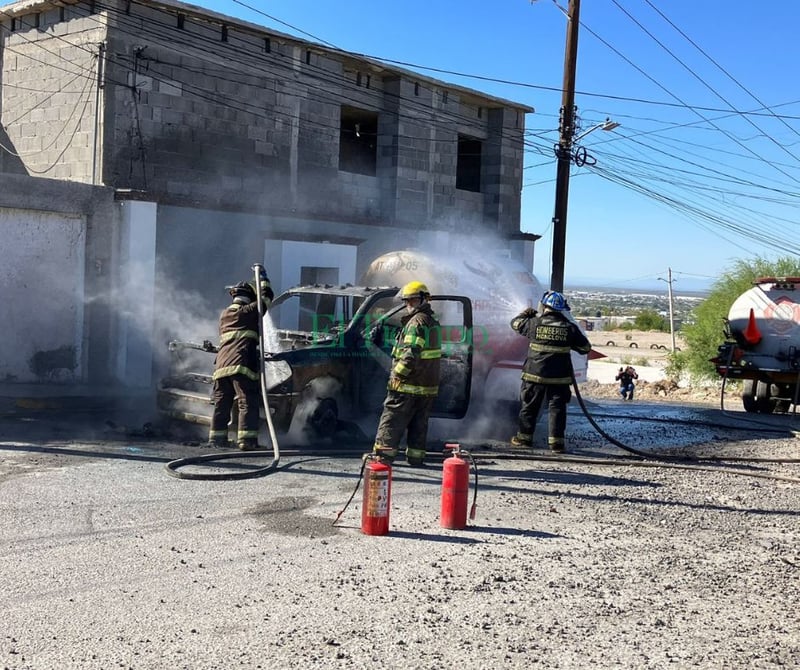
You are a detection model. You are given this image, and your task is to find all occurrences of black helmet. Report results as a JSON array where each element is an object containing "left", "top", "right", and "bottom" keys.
[{"left": 229, "top": 281, "right": 256, "bottom": 300}]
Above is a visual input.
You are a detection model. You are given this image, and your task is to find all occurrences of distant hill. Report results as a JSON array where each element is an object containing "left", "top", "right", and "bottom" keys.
[
  {"left": 566, "top": 277, "right": 713, "bottom": 295},
  {"left": 566, "top": 287, "right": 703, "bottom": 322}
]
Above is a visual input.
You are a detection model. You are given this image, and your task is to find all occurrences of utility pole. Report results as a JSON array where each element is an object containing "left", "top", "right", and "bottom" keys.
[
  {"left": 550, "top": 0, "right": 581, "bottom": 293},
  {"left": 659, "top": 268, "right": 676, "bottom": 352}
]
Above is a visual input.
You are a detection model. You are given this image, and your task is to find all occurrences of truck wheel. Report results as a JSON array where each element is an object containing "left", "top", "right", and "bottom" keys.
[
  {"left": 309, "top": 398, "right": 338, "bottom": 436},
  {"left": 650, "top": 344, "right": 660, "bottom": 349},
  {"left": 742, "top": 380, "right": 758, "bottom": 413},
  {"left": 755, "top": 380, "right": 773, "bottom": 414},
  {"left": 629, "top": 342, "right": 638, "bottom": 348},
  {"left": 606, "top": 341, "right": 616, "bottom": 347}
]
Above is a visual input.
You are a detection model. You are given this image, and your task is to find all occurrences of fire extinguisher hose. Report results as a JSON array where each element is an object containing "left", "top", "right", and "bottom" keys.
[
  {"left": 332, "top": 456, "right": 368, "bottom": 526},
  {"left": 164, "top": 263, "right": 281, "bottom": 481},
  {"left": 467, "top": 449, "right": 479, "bottom": 521}
]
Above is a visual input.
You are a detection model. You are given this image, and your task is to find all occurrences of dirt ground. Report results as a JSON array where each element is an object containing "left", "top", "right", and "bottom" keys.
[
  {"left": 2, "top": 392, "right": 799, "bottom": 669},
  {"left": 582, "top": 329, "right": 726, "bottom": 406}
]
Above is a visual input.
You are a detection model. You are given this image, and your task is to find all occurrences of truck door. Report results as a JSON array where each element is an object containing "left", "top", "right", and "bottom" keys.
[
  {"left": 429, "top": 296, "right": 473, "bottom": 419},
  {"left": 355, "top": 294, "right": 473, "bottom": 419}
]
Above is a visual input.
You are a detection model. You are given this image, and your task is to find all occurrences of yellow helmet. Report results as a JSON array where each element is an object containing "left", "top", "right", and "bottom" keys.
[{"left": 398, "top": 280, "right": 430, "bottom": 300}]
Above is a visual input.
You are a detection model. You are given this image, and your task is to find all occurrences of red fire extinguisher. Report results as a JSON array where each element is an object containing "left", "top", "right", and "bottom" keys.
[
  {"left": 361, "top": 453, "right": 392, "bottom": 536},
  {"left": 440, "top": 443, "right": 476, "bottom": 529}
]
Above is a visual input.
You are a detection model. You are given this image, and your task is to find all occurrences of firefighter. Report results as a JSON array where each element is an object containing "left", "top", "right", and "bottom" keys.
[
  {"left": 509, "top": 290, "right": 591, "bottom": 454},
  {"left": 372, "top": 281, "right": 442, "bottom": 466},
  {"left": 207, "top": 270, "right": 274, "bottom": 451}
]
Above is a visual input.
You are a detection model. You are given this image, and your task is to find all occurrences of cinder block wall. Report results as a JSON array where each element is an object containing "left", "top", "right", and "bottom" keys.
[
  {"left": 1, "top": 0, "right": 527, "bottom": 233},
  {"left": 0, "top": 3, "right": 105, "bottom": 182}
]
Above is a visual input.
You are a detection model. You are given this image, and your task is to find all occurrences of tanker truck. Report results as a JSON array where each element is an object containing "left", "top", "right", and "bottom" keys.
[
  {"left": 360, "top": 249, "right": 590, "bottom": 407},
  {"left": 713, "top": 276, "right": 800, "bottom": 413}
]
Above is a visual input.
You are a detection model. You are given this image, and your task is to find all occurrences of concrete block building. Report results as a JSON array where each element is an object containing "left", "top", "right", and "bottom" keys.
[{"left": 0, "top": 0, "right": 536, "bottom": 402}]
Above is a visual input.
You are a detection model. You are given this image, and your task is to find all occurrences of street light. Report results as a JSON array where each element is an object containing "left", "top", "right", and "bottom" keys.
[
  {"left": 574, "top": 118, "right": 620, "bottom": 143},
  {"left": 549, "top": 112, "right": 619, "bottom": 293}
]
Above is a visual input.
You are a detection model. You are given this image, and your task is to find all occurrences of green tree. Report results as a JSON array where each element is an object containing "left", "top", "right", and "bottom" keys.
[
  {"left": 668, "top": 256, "right": 800, "bottom": 380},
  {"left": 633, "top": 309, "right": 668, "bottom": 332}
]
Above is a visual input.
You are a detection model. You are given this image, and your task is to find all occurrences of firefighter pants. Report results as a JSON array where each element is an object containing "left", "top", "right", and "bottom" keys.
[
  {"left": 374, "top": 390, "right": 435, "bottom": 461},
  {"left": 209, "top": 374, "right": 260, "bottom": 443},
  {"left": 517, "top": 380, "right": 571, "bottom": 451}
]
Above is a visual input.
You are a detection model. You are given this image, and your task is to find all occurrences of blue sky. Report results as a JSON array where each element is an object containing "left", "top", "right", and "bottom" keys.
[{"left": 197, "top": 1, "right": 800, "bottom": 291}]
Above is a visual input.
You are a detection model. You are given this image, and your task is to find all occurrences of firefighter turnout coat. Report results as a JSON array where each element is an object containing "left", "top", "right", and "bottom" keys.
[
  {"left": 510, "top": 308, "right": 591, "bottom": 384},
  {"left": 213, "top": 300, "right": 264, "bottom": 382},
  {"left": 388, "top": 302, "right": 442, "bottom": 394}
]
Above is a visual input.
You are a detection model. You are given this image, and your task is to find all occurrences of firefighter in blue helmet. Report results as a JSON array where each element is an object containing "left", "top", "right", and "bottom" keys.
[
  {"left": 207, "top": 270, "right": 274, "bottom": 451},
  {"left": 509, "top": 290, "right": 591, "bottom": 454},
  {"left": 372, "top": 281, "right": 442, "bottom": 466}
]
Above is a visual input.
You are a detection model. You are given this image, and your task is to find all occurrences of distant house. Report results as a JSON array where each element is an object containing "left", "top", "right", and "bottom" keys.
[{"left": 0, "top": 0, "right": 536, "bottom": 400}]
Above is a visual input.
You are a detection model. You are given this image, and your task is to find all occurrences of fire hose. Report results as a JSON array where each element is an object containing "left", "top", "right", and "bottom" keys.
[
  {"left": 558, "top": 374, "right": 800, "bottom": 484},
  {"left": 165, "top": 263, "right": 281, "bottom": 480}
]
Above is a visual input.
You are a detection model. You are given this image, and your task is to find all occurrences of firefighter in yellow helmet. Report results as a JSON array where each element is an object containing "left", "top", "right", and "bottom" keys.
[{"left": 372, "top": 280, "right": 442, "bottom": 466}]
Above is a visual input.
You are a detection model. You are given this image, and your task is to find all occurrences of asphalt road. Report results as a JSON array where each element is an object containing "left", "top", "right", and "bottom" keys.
[{"left": 1, "top": 400, "right": 799, "bottom": 669}]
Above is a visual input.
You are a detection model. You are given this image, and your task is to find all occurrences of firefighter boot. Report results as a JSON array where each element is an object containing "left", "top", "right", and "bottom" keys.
[
  {"left": 510, "top": 433, "right": 532, "bottom": 449},
  {"left": 205, "top": 435, "right": 232, "bottom": 450},
  {"left": 238, "top": 438, "right": 259, "bottom": 452},
  {"left": 373, "top": 444, "right": 397, "bottom": 463},
  {"left": 405, "top": 447, "right": 425, "bottom": 467},
  {"left": 548, "top": 437, "right": 566, "bottom": 454}
]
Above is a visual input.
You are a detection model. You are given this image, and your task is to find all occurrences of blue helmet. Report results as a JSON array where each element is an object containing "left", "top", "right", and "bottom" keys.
[{"left": 541, "top": 291, "right": 569, "bottom": 311}]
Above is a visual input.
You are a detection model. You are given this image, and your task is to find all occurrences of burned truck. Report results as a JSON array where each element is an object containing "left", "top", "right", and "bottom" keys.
[
  {"left": 159, "top": 284, "right": 473, "bottom": 436},
  {"left": 713, "top": 277, "right": 800, "bottom": 413}
]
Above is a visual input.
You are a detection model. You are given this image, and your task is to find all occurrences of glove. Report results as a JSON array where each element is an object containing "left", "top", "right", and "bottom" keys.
[
  {"left": 202, "top": 339, "right": 217, "bottom": 353},
  {"left": 368, "top": 325, "right": 384, "bottom": 346},
  {"left": 387, "top": 377, "right": 402, "bottom": 392},
  {"left": 522, "top": 307, "right": 537, "bottom": 318}
]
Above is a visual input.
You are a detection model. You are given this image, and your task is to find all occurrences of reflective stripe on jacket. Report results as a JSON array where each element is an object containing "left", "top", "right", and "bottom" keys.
[
  {"left": 388, "top": 303, "right": 442, "bottom": 396},
  {"left": 212, "top": 302, "right": 263, "bottom": 381},
  {"left": 510, "top": 308, "right": 591, "bottom": 385}
]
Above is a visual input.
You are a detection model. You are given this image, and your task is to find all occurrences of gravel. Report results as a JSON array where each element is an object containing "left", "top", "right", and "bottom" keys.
[{"left": 1, "top": 400, "right": 798, "bottom": 669}]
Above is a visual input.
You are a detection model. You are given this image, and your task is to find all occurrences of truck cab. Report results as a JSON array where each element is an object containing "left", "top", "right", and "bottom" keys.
[{"left": 159, "top": 284, "right": 473, "bottom": 436}]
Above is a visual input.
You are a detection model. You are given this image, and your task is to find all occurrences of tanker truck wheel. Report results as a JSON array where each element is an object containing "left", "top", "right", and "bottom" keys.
[
  {"left": 742, "top": 380, "right": 758, "bottom": 413},
  {"left": 755, "top": 381, "right": 774, "bottom": 414}
]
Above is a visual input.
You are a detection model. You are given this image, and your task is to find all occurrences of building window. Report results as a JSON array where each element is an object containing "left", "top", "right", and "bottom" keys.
[
  {"left": 456, "top": 135, "right": 482, "bottom": 193},
  {"left": 339, "top": 106, "right": 378, "bottom": 176},
  {"left": 356, "top": 72, "right": 362, "bottom": 87},
  {"left": 177, "top": 13, "right": 185, "bottom": 29},
  {"left": 442, "top": 90, "right": 448, "bottom": 105},
  {"left": 221, "top": 25, "right": 228, "bottom": 42},
  {"left": 414, "top": 82, "right": 419, "bottom": 96},
  {"left": 264, "top": 37, "right": 271, "bottom": 53},
  {"left": 306, "top": 50, "right": 312, "bottom": 64}
]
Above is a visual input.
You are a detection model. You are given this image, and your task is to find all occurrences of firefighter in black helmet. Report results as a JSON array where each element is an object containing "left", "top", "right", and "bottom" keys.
[
  {"left": 207, "top": 270, "right": 274, "bottom": 451},
  {"left": 509, "top": 290, "right": 591, "bottom": 454},
  {"left": 372, "top": 281, "right": 442, "bottom": 466}
]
